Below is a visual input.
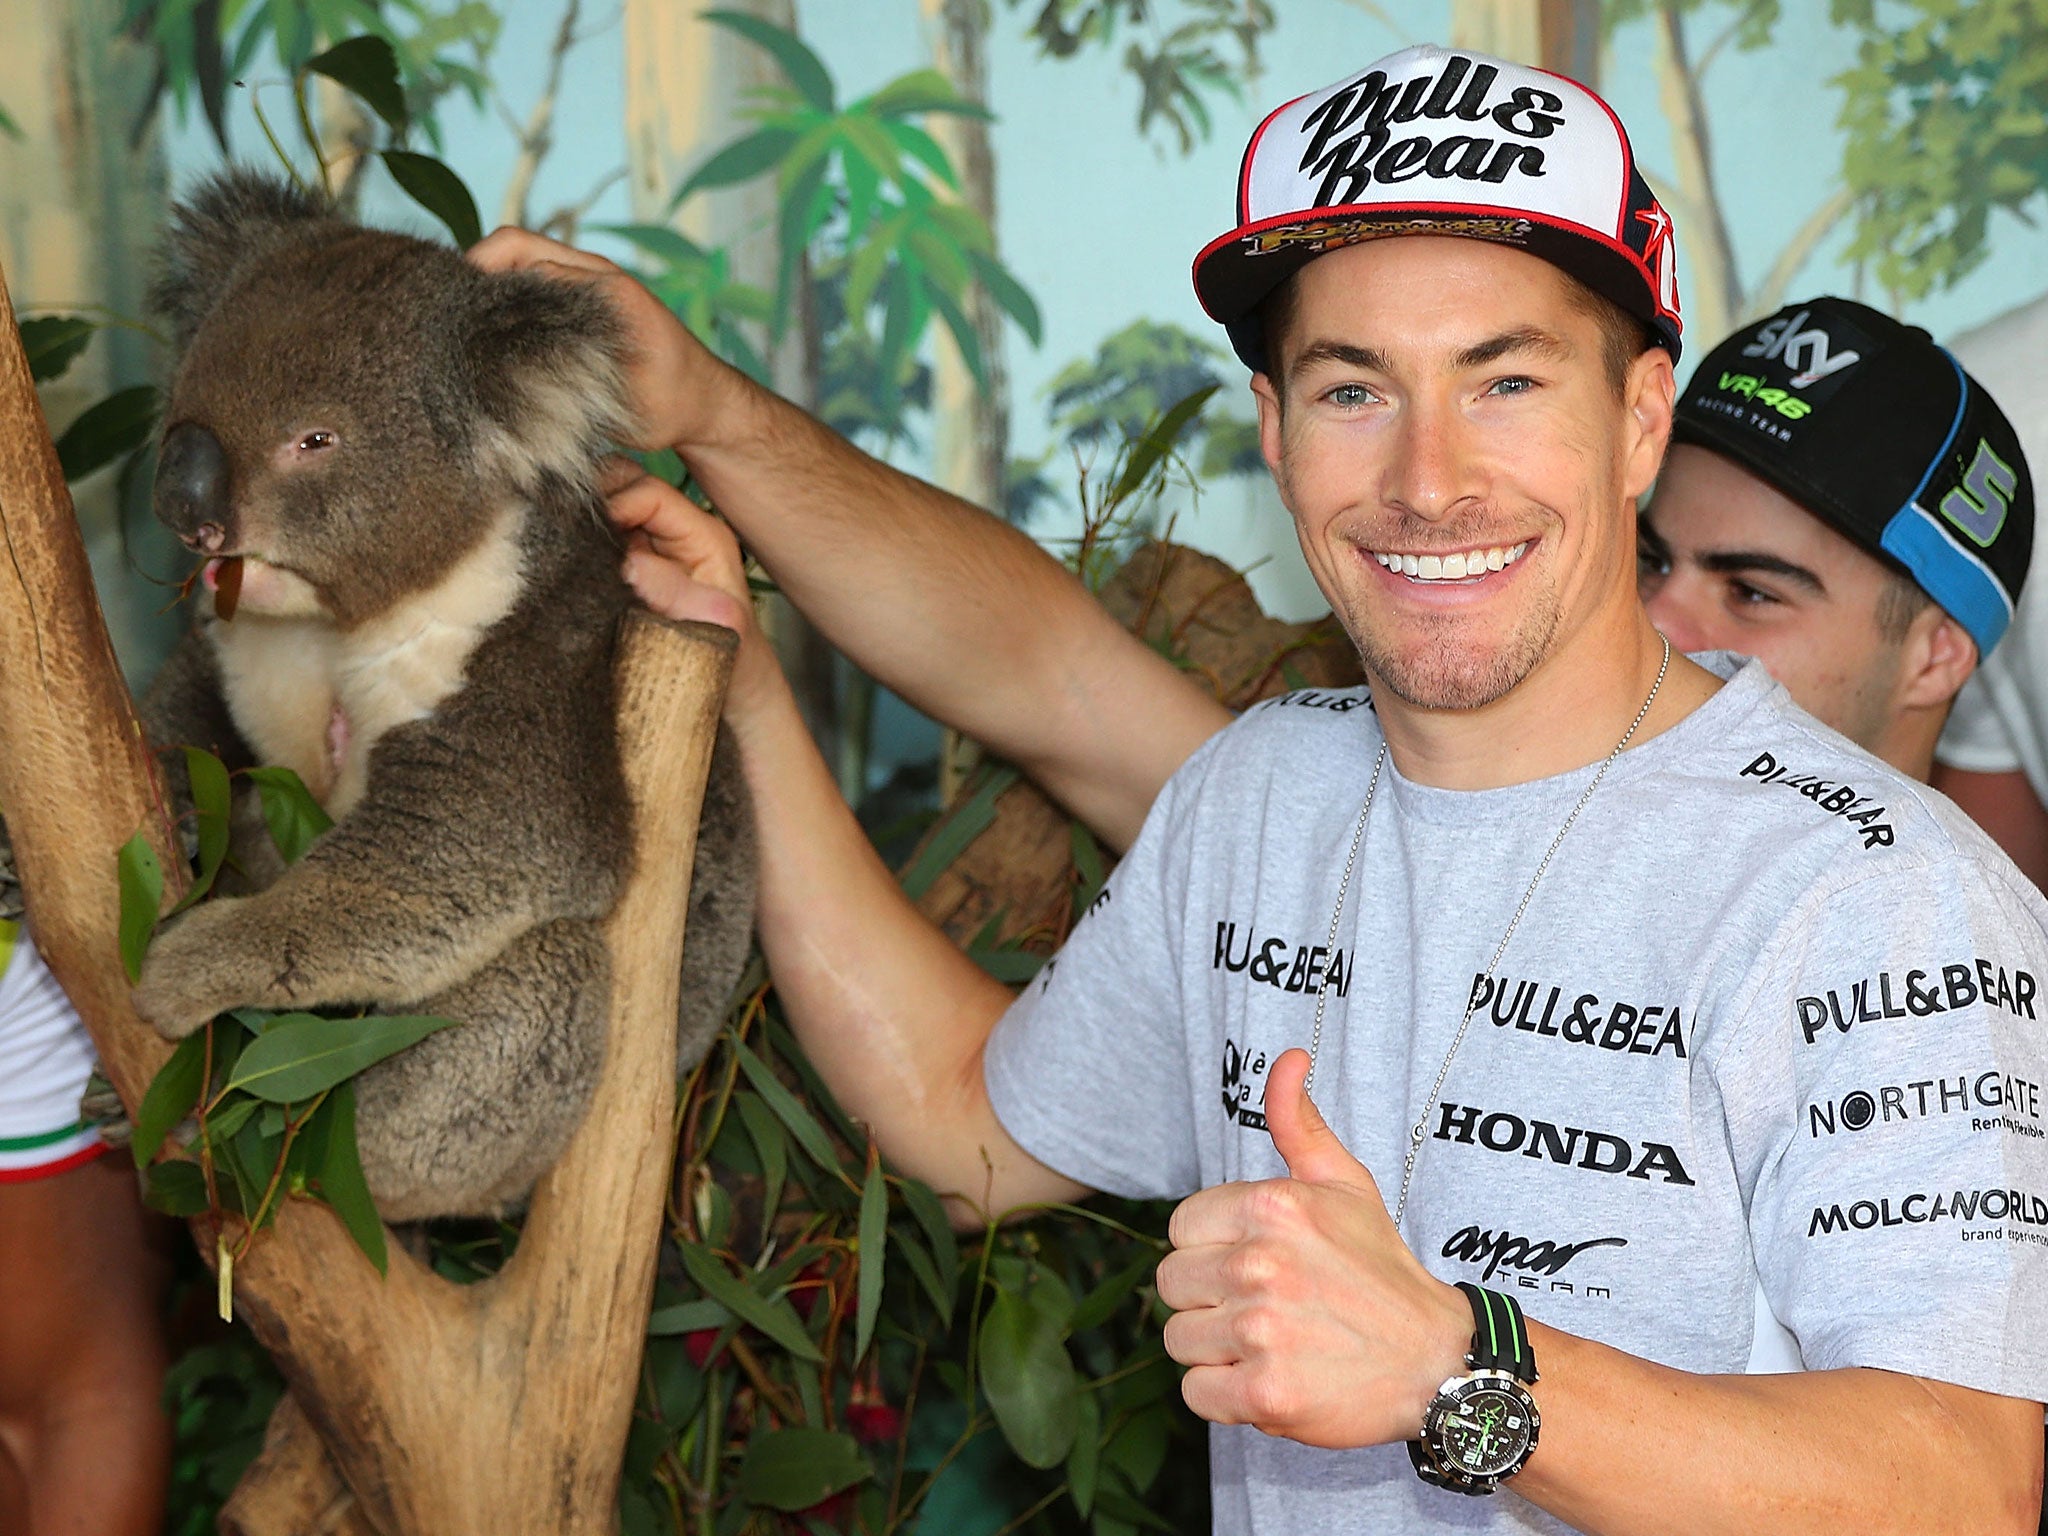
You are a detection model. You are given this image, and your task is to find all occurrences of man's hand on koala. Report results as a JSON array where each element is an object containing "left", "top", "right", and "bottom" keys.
[
  {"left": 604, "top": 469, "right": 785, "bottom": 726},
  {"left": 468, "top": 227, "right": 736, "bottom": 454}
]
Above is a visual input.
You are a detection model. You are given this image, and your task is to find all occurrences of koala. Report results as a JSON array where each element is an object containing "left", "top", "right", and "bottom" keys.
[{"left": 129, "top": 170, "right": 756, "bottom": 1222}]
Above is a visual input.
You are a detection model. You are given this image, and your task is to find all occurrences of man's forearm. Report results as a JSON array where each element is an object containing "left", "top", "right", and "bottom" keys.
[
  {"left": 727, "top": 662, "right": 1089, "bottom": 1222},
  {"left": 1514, "top": 1320, "right": 2041, "bottom": 1534},
  {"left": 682, "top": 362, "right": 1230, "bottom": 850}
]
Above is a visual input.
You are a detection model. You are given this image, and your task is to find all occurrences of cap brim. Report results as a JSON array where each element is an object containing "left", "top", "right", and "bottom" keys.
[{"left": 1194, "top": 203, "right": 1682, "bottom": 374}]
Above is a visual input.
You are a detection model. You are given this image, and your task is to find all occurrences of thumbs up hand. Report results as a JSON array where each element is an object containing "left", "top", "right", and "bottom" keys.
[{"left": 1155, "top": 1048, "right": 1471, "bottom": 1450}]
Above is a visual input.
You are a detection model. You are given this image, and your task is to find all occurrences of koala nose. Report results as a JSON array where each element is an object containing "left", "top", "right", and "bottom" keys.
[{"left": 155, "top": 422, "right": 231, "bottom": 550}]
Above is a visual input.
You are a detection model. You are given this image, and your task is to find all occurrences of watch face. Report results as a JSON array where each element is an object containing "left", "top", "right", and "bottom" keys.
[{"left": 1427, "top": 1375, "right": 1539, "bottom": 1482}]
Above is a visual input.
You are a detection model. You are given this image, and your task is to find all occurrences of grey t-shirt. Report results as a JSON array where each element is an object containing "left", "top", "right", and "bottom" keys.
[{"left": 985, "top": 655, "right": 2048, "bottom": 1534}]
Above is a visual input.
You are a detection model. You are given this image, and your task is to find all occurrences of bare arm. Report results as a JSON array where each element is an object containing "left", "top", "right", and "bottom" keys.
[
  {"left": 469, "top": 227, "right": 1229, "bottom": 851},
  {"left": 1931, "top": 763, "right": 2048, "bottom": 893},
  {"left": 608, "top": 474, "right": 1087, "bottom": 1221}
]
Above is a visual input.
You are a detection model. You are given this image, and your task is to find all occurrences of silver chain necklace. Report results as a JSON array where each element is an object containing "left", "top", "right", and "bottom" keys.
[{"left": 1303, "top": 633, "right": 1671, "bottom": 1224}]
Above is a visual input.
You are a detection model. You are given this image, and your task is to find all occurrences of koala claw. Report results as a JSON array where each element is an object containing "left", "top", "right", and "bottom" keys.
[{"left": 133, "top": 899, "right": 252, "bottom": 1040}]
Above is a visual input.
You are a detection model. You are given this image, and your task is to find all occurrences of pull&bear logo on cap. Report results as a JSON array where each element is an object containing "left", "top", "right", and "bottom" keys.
[
  {"left": 1293, "top": 53, "right": 1564, "bottom": 205},
  {"left": 1738, "top": 751, "right": 1895, "bottom": 849},
  {"left": 1470, "top": 972, "right": 1689, "bottom": 1059},
  {"left": 1795, "top": 958, "right": 2038, "bottom": 1044}
]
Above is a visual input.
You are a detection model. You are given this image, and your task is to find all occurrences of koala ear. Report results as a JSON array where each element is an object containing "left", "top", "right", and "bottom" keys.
[
  {"left": 152, "top": 169, "right": 338, "bottom": 350},
  {"left": 468, "top": 271, "right": 632, "bottom": 498}
]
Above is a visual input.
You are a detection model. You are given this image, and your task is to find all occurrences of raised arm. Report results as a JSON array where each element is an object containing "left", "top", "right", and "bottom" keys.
[
  {"left": 468, "top": 227, "right": 1229, "bottom": 852},
  {"left": 605, "top": 472, "right": 1087, "bottom": 1222}
]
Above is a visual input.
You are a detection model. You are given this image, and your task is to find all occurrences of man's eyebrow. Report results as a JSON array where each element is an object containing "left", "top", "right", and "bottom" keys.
[
  {"left": 1699, "top": 549, "right": 1828, "bottom": 595},
  {"left": 1451, "top": 326, "right": 1574, "bottom": 371},
  {"left": 1287, "top": 339, "right": 1392, "bottom": 379},
  {"left": 1637, "top": 516, "right": 1671, "bottom": 563}
]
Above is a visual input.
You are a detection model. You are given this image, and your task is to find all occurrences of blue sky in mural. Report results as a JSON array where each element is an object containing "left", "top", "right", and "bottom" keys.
[{"left": 165, "top": 0, "right": 2048, "bottom": 623}]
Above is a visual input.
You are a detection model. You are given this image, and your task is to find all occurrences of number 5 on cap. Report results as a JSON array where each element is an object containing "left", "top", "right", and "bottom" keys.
[{"left": 1940, "top": 439, "right": 2019, "bottom": 548}]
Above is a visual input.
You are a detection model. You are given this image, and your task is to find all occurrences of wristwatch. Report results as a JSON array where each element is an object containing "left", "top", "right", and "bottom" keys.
[{"left": 1408, "top": 1282, "right": 1541, "bottom": 1495}]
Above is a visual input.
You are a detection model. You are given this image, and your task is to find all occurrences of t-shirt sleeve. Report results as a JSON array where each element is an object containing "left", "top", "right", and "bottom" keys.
[
  {"left": 1713, "top": 855, "right": 2048, "bottom": 1400},
  {"left": 982, "top": 745, "right": 1214, "bottom": 1203},
  {"left": 1936, "top": 665, "right": 2025, "bottom": 775}
]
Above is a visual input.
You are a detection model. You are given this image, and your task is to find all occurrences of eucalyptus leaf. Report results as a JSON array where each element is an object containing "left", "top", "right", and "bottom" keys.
[
  {"left": 314, "top": 1080, "right": 386, "bottom": 1273},
  {"left": 225, "top": 1013, "right": 458, "bottom": 1103},
  {"left": 1109, "top": 384, "right": 1218, "bottom": 508},
  {"left": 143, "top": 1158, "right": 212, "bottom": 1217},
  {"left": 20, "top": 315, "right": 94, "bottom": 383},
  {"left": 1068, "top": 1387, "right": 1103, "bottom": 1517},
  {"left": 898, "top": 1177, "right": 958, "bottom": 1312},
  {"left": 382, "top": 149, "right": 483, "bottom": 249},
  {"left": 173, "top": 746, "right": 234, "bottom": 912},
  {"left": 731, "top": 1040, "right": 840, "bottom": 1174},
  {"left": 853, "top": 1148, "right": 887, "bottom": 1362},
  {"left": 735, "top": 1091, "right": 788, "bottom": 1220},
  {"left": 646, "top": 1298, "right": 732, "bottom": 1336},
  {"left": 58, "top": 384, "right": 160, "bottom": 483},
  {"left": 669, "top": 124, "right": 800, "bottom": 209},
  {"left": 979, "top": 1283, "right": 1081, "bottom": 1469},
  {"left": 734, "top": 1426, "right": 868, "bottom": 1512},
  {"left": 898, "top": 765, "right": 1017, "bottom": 900},
  {"left": 679, "top": 1242, "right": 824, "bottom": 1363},
  {"left": 1072, "top": 1252, "right": 1158, "bottom": 1333},
  {"left": 132, "top": 1031, "right": 208, "bottom": 1167},
  {"left": 116, "top": 832, "right": 163, "bottom": 982},
  {"left": 244, "top": 766, "right": 333, "bottom": 865},
  {"left": 305, "top": 35, "right": 405, "bottom": 133},
  {"left": 702, "top": 10, "right": 835, "bottom": 112}
]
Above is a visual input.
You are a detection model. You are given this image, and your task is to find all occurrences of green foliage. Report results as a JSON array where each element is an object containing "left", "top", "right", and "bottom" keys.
[
  {"left": 56, "top": 384, "right": 162, "bottom": 482},
  {"left": 20, "top": 316, "right": 96, "bottom": 382},
  {"left": 672, "top": 12, "right": 1041, "bottom": 432},
  {"left": 164, "top": 1335, "right": 283, "bottom": 1536},
  {"left": 1833, "top": 0, "right": 2048, "bottom": 300},
  {"left": 122, "top": 752, "right": 449, "bottom": 1277},
  {"left": 594, "top": 224, "right": 777, "bottom": 384},
  {"left": 1044, "top": 319, "right": 1262, "bottom": 482},
  {"left": 1010, "top": 0, "right": 1277, "bottom": 153},
  {"left": 124, "top": 0, "right": 499, "bottom": 154}
]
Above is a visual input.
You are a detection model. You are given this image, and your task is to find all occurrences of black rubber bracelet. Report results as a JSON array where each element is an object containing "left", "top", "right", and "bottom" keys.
[{"left": 1456, "top": 1282, "right": 1537, "bottom": 1384}]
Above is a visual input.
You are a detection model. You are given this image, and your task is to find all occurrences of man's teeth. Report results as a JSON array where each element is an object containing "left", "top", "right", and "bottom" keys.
[{"left": 1371, "top": 542, "right": 1528, "bottom": 581}]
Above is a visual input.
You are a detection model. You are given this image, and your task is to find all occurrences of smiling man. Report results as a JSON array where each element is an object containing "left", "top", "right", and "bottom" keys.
[
  {"left": 483, "top": 42, "right": 2048, "bottom": 1535},
  {"left": 1639, "top": 297, "right": 2034, "bottom": 781}
]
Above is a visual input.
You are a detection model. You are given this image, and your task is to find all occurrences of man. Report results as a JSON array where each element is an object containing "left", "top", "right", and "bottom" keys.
[
  {"left": 482, "top": 44, "right": 2047, "bottom": 1532},
  {"left": 1640, "top": 296, "right": 2031, "bottom": 781}
]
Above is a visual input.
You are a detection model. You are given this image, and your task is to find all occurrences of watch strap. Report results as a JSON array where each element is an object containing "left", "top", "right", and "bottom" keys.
[
  {"left": 1455, "top": 1282, "right": 1537, "bottom": 1384},
  {"left": 1407, "top": 1436, "right": 1491, "bottom": 1496}
]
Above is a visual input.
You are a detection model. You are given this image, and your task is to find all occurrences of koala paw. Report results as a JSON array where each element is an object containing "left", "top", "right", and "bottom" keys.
[{"left": 132, "top": 898, "right": 253, "bottom": 1040}]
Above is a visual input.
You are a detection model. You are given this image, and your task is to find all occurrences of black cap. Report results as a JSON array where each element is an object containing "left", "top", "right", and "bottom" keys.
[{"left": 1672, "top": 297, "right": 2033, "bottom": 657}]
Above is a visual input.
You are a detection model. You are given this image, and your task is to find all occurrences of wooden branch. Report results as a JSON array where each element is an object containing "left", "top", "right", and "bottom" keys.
[
  {"left": 0, "top": 241, "right": 181, "bottom": 1114},
  {"left": 0, "top": 250, "right": 737, "bottom": 1534},
  {"left": 1744, "top": 184, "right": 1858, "bottom": 327}
]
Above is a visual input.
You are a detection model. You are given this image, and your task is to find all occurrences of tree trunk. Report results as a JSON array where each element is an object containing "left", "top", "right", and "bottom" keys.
[
  {"left": 0, "top": 255, "right": 737, "bottom": 1534},
  {"left": 0, "top": 0, "right": 175, "bottom": 684},
  {"left": 1448, "top": 0, "right": 1601, "bottom": 80},
  {"left": 920, "top": 0, "right": 1009, "bottom": 516},
  {"left": 623, "top": 0, "right": 840, "bottom": 768}
]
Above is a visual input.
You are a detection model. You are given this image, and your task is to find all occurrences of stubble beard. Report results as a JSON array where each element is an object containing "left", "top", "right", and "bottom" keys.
[{"left": 1339, "top": 585, "right": 1565, "bottom": 712}]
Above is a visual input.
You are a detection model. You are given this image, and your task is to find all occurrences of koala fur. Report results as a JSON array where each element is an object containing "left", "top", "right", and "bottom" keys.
[{"left": 132, "top": 170, "right": 756, "bottom": 1221}]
